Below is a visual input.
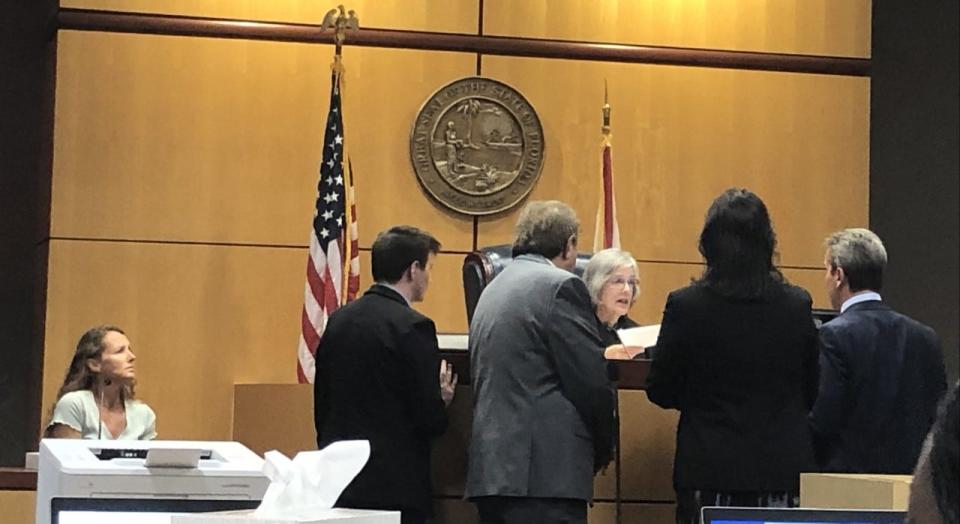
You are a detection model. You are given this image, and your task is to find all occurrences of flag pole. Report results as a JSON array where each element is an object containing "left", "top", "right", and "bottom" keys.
[
  {"left": 602, "top": 80, "right": 623, "bottom": 524},
  {"left": 603, "top": 79, "right": 611, "bottom": 138},
  {"left": 321, "top": 5, "right": 359, "bottom": 305}
]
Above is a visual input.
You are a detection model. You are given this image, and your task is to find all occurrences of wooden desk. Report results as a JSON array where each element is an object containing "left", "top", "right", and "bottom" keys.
[
  {"left": 440, "top": 349, "right": 653, "bottom": 389},
  {"left": 0, "top": 468, "right": 38, "bottom": 524},
  {"left": 234, "top": 353, "right": 675, "bottom": 524},
  {"left": 0, "top": 467, "right": 36, "bottom": 490}
]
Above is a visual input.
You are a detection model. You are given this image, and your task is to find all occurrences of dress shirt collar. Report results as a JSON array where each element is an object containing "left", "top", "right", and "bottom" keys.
[{"left": 840, "top": 291, "right": 882, "bottom": 313}]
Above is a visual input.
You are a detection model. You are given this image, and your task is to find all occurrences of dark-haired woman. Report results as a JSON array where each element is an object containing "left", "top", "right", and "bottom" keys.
[
  {"left": 646, "top": 188, "right": 818, "bottom": 523},
  {"left": 44, "top": 325, "right": 156, "bottom": 440}
]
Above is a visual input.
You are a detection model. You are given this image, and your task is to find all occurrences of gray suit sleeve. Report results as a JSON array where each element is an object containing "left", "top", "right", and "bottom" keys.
[{"left": 547, "top": 277, "right": 615, "bottom": 470}]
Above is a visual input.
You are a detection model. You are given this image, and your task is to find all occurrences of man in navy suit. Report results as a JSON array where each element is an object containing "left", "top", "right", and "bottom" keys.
[{"left": 810, "top": 228, "right": 946, "bottom": 473}]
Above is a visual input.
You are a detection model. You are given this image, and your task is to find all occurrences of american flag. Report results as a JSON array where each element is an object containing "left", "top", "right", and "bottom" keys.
[
  {"left": 593, "top": 128, "right": 621, "bottom": 252},
  {"left": 297, "top": 72, "right": 360, "bottom": 384}
]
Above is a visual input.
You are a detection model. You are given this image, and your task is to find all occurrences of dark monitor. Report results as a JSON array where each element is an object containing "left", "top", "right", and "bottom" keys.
[
  {"left": 52, "top": 497, "right": 260, "bottom": 524},
  {"left": 702, "top": 507, "right": 906, "bottom": 524},
  {"left": 813, "top": 308, "right": 839, "bottom": 329}
]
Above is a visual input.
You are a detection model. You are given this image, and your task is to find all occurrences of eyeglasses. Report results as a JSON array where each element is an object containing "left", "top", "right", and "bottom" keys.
[{"left": 606, "top": 276, "right": 638, "bottom": 289}]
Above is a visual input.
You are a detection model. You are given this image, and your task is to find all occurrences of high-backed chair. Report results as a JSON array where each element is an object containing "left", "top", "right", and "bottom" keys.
[{"left": 462, "top": 245, "right": 593, "bottom": 325}]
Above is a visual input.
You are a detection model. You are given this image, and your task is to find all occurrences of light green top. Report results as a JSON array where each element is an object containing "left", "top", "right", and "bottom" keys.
[{"left": 49, "top": 390, "right": 157, "bottom": 440}]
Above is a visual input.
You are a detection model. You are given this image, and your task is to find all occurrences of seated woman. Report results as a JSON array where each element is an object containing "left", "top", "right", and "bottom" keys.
[
  {"left": 44, "top": 325, "right": 156, "bottom": 440},
  {"left": 583, "top": 248, "right": 645, "bottom": 360}
]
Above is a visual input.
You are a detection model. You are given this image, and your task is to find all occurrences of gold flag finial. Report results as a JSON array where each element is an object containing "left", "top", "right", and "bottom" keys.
[
  {"left": 322, "top": 5, "right": 359, "bottom": 73},
  {"left": 602, "top": 79, "right": 611, "bottom": 136}
]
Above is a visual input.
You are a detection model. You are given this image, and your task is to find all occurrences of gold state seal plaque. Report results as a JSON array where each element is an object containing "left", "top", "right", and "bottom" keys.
[{"left": 410, "top": 77, "right": 545, "bottom": 215}]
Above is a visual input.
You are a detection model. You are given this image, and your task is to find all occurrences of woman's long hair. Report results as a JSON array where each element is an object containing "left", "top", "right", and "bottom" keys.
[
  {"left": 696, "top": 188, "right": 784, "bottom": 299},
  {"left": 53, "top": 325, "right": 136, "bottom": 402}
]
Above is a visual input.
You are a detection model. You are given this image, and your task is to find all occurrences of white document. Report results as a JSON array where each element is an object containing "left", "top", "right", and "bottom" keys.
[{"left": 616, "top": 324, "right": 661, "bottom": 348}]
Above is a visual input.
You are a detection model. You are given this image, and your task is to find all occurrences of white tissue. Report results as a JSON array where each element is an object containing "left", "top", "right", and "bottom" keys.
[{"left": 253, "top": 440, "right": 370, "bottom": 520}]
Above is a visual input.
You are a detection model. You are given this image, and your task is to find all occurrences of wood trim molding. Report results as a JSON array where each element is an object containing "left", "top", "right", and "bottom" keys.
[
  {"left": 0, "top": 468, "right": 38, "bottom": 491},
  {"left": 57, "top": 8, "right": 869, "bottom": 77}
]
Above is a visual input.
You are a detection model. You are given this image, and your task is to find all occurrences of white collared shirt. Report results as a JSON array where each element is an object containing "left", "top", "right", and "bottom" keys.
[{"left": 840, "top": 291, "right": 882, "bottom": 313}]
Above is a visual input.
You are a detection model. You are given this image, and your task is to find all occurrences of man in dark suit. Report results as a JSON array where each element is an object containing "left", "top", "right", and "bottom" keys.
[
  {"left": 810, "top": 228, "right": 947, "bottom": 474},
  {"left": 314, "top": 226, "right": 458, "bottom": 524},
  {"left": 466, "top": 200, "right": 615, "bottom": 524}
]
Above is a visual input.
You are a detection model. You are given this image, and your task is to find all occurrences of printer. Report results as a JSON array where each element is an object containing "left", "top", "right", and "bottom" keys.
[{"left": 37, "top": 439, "right": 269, "bottom": 524}]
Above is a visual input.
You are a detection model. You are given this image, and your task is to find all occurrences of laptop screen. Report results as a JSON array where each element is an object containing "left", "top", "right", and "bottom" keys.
[{"left": 702, "top": 507, "right": 906, "bottom": 524}]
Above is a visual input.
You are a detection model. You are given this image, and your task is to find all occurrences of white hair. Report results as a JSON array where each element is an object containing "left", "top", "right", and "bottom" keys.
[
  {"left": 583, "top": 248, "right": 640, "bottom": 306},
  {"left": 825, "top": 228, "right": 887, "bottom": 291}
]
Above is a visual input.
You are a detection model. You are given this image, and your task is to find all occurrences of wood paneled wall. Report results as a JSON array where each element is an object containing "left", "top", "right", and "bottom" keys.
[{"left": 44, "top": 0, "right": 869, "bottom": 472}]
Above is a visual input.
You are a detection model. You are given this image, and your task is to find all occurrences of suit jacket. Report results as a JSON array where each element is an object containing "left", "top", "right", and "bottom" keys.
[
  {"left": 314, "top": 284, "right": 447, "bottom": 515},
  {"left": 646, "top": 282, "right": 819, "bottom": 492},
  {"left": 465, "top": 254, "right": 615, "bottom": 501},
  {"left": 809, "top": 300, "right": 946, "bottom": 474}
]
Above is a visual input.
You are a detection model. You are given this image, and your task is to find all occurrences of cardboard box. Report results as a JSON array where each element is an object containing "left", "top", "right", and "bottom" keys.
[
  {"left": 800, "top": 473, "right": 913, "bottom": 510},
  {"left": 171, "top": 508, "right": 400, "bottom": 524}
]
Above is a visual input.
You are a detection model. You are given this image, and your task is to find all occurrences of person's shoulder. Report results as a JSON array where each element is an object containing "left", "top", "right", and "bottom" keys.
[
  {"left": 666, "top": 282, "right": 706, "bottom": 304},
  {"left": 889, "top": 309, "right": 939, "bottom": 340},
  {"left": 781, "top": 282, "right": 813, "bottom": 303},
  {"left": 128, "top": 399, "right": 157, "bottom": 420},
  {"left": 57, "top": 389, "right": 92, "bottom": 407}
]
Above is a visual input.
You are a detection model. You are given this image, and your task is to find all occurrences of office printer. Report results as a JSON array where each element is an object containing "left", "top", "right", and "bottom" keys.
[{"left": 37, "top": 439, "right": 269, "bottom": 524}]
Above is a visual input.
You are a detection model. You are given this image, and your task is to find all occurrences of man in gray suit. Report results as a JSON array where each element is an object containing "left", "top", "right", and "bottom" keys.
[{"left": 466, "top": 200, "right": 615, "bottom": 524}]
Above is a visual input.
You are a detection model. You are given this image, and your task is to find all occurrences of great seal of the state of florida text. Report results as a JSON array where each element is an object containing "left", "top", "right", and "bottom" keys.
[{"left": 410, "top": 77, "right": 545, "bottom": 216}]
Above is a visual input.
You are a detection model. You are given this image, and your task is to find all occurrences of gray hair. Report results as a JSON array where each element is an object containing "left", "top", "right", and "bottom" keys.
[
  {"left": 583, "top": 248, "right": 640, "bottom": 306},
  {"left": 825, "top": 228, "right": 887, "bottom": 292},
  {"left": 512, "top": 200, "right": 579, "bottom": 260}
]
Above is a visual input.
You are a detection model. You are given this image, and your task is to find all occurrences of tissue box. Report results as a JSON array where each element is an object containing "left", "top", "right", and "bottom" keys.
[{"left": 171, "top": 509, "right": 400, "bottom": 524}]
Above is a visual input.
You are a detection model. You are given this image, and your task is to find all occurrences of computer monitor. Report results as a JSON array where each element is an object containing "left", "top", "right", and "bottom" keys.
[
  {"left": 812, "top": 308, "right": 839, "bottom": 329},
  {"left": 702, "top": 507, "right": 906, "bottom": 524}
]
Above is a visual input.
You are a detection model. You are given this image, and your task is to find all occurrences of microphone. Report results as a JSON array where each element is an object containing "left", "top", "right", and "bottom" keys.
[{"left": 98, "top": 377, "right": 112, "bottom": 439}]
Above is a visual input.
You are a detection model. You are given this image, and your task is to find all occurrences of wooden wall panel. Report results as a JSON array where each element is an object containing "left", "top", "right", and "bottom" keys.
[
  {"left": 0, "top": 491, "right": 35, "bottom": 524},
  {"left": 632, "top": 263, "right": 831, "bottom": 327},
  {"left": 476, "top": 56, "right": 869, "bottom": 268},
  {"left": 593, "top": 391, "right": 679, "bottom": 501},
  {"left": 484, "top": 0, "right": 870, "bottom": 59},
  {"left": 233, "top": 384, "right": 315, "bottom": 458},
  {"left": 53, "top": 32, "right": 475, "bottom": 251},
  {"left": 589, "top": 501, "right": 675, "bottom": 524},
  {"left": 357, "top": 250, "right": 469, "bottom": 334},
  {"left": 60, "top": 0, "right": 480, "bottom": 34},
  {"left": 41, "top": 240, "right": 467, "bottom": 440}
]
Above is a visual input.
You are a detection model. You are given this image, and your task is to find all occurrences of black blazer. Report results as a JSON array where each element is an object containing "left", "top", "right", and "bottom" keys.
[
  {"left": 314, "top": 284, "right": 447, "bottom": 515},
  {"left": 646, "top": 282, "right": 819, "bottom": 492},
  {"left": 597, "top": 315, "right": 639, "bottom": 349},
  {"left": 809, "top": 300, "right": 946, "bottom": 474}
]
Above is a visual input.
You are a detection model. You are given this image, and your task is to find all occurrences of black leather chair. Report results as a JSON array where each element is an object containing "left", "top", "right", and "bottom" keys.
[{"left": 462, "top": 245, "right": 593, "bottom": 325}]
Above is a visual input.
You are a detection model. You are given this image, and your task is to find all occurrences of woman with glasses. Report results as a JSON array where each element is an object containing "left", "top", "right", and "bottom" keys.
[{"left": 583, "top": 248, "right": 645, "bottom": 360}]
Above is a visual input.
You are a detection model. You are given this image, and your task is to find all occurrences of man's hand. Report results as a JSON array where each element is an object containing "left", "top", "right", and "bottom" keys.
[
  {"left": 439, "top": 359, "right": 458, "bottom": 407},
  {"left": 604, "top": 344, "right": 645, "bottom": 360}
]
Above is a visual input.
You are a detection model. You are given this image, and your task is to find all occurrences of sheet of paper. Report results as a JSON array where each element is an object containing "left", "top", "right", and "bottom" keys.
[{"left": 616, "top": 324, "right": 660, "bottom": 348}]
